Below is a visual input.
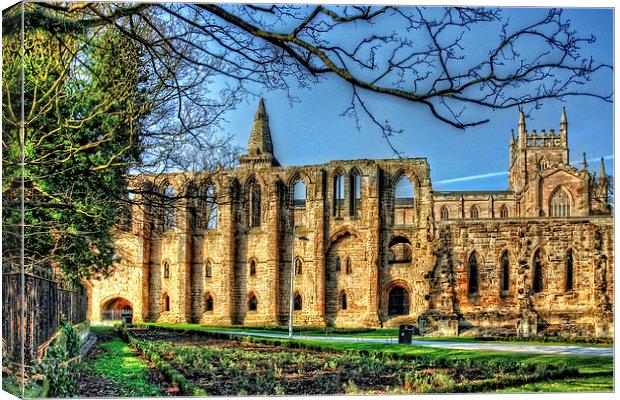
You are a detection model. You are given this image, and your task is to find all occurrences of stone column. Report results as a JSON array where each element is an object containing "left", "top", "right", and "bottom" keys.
[
  {"left": 515, "top": 228, "right": 537, "bottom": 337},
  {"left": 314, "top": 170, "right": 327, "bottom": 325},
  {"left": 364, "top": 169, "right": 380, "bottom": 326}
]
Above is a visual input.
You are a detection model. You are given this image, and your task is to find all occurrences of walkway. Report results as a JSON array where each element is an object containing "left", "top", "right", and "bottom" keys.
[{"left": 207, "top": 329, "right": 613, "bottom": 357}]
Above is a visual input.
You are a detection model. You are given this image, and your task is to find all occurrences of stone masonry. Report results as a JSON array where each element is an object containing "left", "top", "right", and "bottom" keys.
[{"left": 88, "top": 101, "right": 614, "bottom": 337}]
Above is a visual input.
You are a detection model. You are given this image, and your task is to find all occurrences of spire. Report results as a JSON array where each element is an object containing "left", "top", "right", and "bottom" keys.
[
  {"left": 510, "top": 129, "right": 515, "bottom": 145},
  {"left": 560, "top": 107, "right": 567, "bottom": 127},
  {"left": 599, "top": 157, "right": 607, "bottom": 183},
  {"left": 560, "top": 107, "right": 568, "bottom": 144},
  {"left": 239, "top": 98, "right": 279, "bottom": 167},
  {"left": 518, "top": 110, "right": 526, "bottom": 131},
  {"left": 581, "top": 152, "right": 588, "bottom": 172}
]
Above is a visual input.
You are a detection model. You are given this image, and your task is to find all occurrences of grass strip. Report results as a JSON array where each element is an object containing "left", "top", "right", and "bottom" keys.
[
  {"left": 87, "top": 337, "right": 161, "bottom": 397},
  {"left": 118, "top": 328, "right": 206, "bottom": 396}
]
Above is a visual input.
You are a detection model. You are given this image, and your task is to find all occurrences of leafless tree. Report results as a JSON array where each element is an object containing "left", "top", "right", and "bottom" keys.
[{"left": 28, "top": 4, "right": 612, "bottom": 137}]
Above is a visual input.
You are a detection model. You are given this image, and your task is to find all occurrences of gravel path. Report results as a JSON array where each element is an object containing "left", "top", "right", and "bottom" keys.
[{"left": 206, "top": 329, "right": 613, "bottom": 357}]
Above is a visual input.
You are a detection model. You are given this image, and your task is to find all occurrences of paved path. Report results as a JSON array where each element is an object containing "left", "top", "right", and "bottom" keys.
[{"left": 207, "top": 329, "right": 613, "bottom": 357}]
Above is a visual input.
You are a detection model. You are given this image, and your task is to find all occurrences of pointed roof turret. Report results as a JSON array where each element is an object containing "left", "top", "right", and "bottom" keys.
[
  {"left": 240, "top": 98, "right": 280, "bottom": 167},
  {"left": 599, "top": 157, "right": 607, "bottom": 183},
  {"left": 510, "top": 129, "right": 516, "bottom": 145},
  {"left": 581, "top": 152, "right": 588, "bottom": 172},
  {"left": 561, "top": 107, "right": 567, "bottom": 126}
]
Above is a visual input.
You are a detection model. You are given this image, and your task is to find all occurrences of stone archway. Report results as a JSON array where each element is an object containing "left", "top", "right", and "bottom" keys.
[{"left": 101, "top": 297, "right": 133, "bottom": 322}]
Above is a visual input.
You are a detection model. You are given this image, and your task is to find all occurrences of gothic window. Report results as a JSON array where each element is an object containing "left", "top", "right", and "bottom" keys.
[
  {"left": 248, "top": 293, "right": 258, "bottom": 311},
  {"left": 163, "top": 260, "right": 170, "bottom": 279},
  {"left": 468, "top": 252, "right": 479, "bottom": 294},
  {"left": 335, "top": 256, "right": 341, "bottom": 272},
  {"left": 333, "top": 172, "right": 345, "bottom": 217},
  {"left": 292, "top": 178, "right": 307, "bottom": 208},
  {"left": 345, "top": 257, "right": 352, "bottom": 275},
  {"left": 500, "top": 251, "right": 510, "bottom": 291},
  {"left": 349, "top": 169, "right": 361, "bottom": 216},
  {"left": 294, "top": 293, "right": 302, "bottom": 311},
  {"left": 162, "top": 293, "right": 170, "bottom": 312},
  {"left": 295, "top": 258, "right": 303, "bottom": 275},
  {"left": 565, "top": 250, "right": 574, "bottom": 292},
  {"left": 440, "top": 206, "right": 449, "bottom": 220},
  {"left": 163, "top": 184, "right": 176, "bottom": 230},
  {"left": 205, "top": 294, "right": 214, "bottom": 312},
  {"left": 340, "top": 291, "right": 347, "bottom": 310},
  {"left": 470, "top": 205, "right": 480, "bottom": 219},
  {"left": 120, "top": 189, "right": 134, "bottom": 231},
  {"left": 533, "top": 250, "right": 544, "bottom": 293},
  {"left": 550, "top": 188, "right": 571, "bottom": 217},
  {"left": 249, "top": 259, "right": 257, "bottom": 276},
  {"left": 394, "top": 176, "right": 414, "bottom": 206},
  {"left": 388, "top": 286, "right": 409, "bottom": 316},
  {"left": 247, "top": 178, "right": 261, "bottom": 227},
  {"left": 538, "top": 159, "right": 549, "bottom": 171},
  {"left": 205, "top": 185, "right": 218, "bottom": 229},
  {"left": 388, "top": 237, "right": 412, "bottom": 263},
  {"left": 205, "top": 260, "right": 213, "bottom": 278},
  {"left": 500, "top": 205, "right": 509, "bottom": 219}
]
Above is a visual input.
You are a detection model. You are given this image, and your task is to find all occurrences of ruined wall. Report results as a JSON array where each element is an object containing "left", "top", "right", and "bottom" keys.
[
  {"left": 430, "top": 217, "right": 614, "bottom": 336},
  {"left": 88, "top": 157, "right": 613, "bottom": 337}
]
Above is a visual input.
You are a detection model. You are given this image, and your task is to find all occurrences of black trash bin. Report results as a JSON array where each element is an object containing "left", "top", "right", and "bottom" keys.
[
  {"left": 121, "top": 312, "right": 133, "bottom": 324},
  {"left": 399, "top": 324, "right": 414, "bottom": 344}
]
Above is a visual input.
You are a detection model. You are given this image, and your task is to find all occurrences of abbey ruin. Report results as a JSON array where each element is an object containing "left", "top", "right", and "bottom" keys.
[{"left": 88, "top": 100, "right": 614, "bottom": 337}]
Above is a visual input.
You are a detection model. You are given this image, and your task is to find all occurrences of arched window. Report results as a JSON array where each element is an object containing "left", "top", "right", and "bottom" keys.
[
  {"left": 205, "top": 294, "right": 214, "bottom": 312},
  {"left": 388, "top": 237, "right": 412, "bottom": 263},
  {"left": 340, "top": 292, "right": 347, "bottom": 310},
  {"left": 294, "top": 293, "right": 302, "bottom": 311},
  {"left": 388, "top": 286, "right": 409, "bottom": 316},
  {"left": 205, "top": 260, "right": 213, "bottom": 278},
  {"left": 120, "top": 189, "right": 134, "bottom": 231},
  {"left": 345, "top": 257, "right": 352, "bottom": 275},
  {"left": 248, "top": 293, "right": 258, "bottom": 311},
  {"left": 295, "top": 258, "right": 303, "bottom": 275},
  {"left": 162, "top": 293, "right": 170, "bottom": 312},
  {"left": 335, "top": 256, "right": 341, "bottom": 272},
  {"left": 538, "top": 159, "right": 549, "bottom": 171},
  {"left": 565, "top": 250, "right": 574, "bottom": 292},
  {"left": 470, "top": 205, "right": 480, "bottom": 219},
  {"left": 163, "top": 260, "right": 170, "bottom": 279},
  {"left": 205, "top": 185, "right": 218, "bottom": 229},
  {"left": 394, "top": 176, "right": 414, "bottom": 206},
  {"left": 249, "top": 259, "right": 257, "bottom": 276},
  {"left": 163, "top": 185, "right": 176, "bottom": 230},
  {"left": 500, "top": 251, "right": 510, "bottom": 291},
  {"left": 500, "top": 206, "right": 509, "bottom": 219},
  {"left": 292, "top": 178, "right": 307, "bottom": 208},
  {"left": 247, "top": 178, "right": 261, "bottom": 227},
  {"left": 440, "top": 206, "right": 449, "bottom": 220},
  {"left": 333, "top": 172, "right": 345, "bottom": 217},
  {"left": 349, "top": 170, "right": 361, "bottom": 216},
  {"left": 468, "top": 252, "right": 479, "bottom": 294},
  {"left": 533, "top": 250, "right": 544, "bottom": 293},
  {"left": 550, "top": 188, "right": 571, "bottom": 217}
]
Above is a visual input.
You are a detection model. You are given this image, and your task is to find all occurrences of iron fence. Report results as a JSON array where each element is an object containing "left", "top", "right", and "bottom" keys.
[{"left": 2, "top": 272, "right": 87, "bottom": 364}]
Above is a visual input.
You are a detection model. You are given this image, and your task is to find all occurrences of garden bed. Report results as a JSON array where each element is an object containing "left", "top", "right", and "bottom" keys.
[{"left": 121, "top": 326, "right": 580, "bottom": 395}]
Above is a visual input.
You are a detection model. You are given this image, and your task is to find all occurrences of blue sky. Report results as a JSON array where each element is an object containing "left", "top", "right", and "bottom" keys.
[{"left": 214, "top": 6, "right": 613, "bottom": 191}]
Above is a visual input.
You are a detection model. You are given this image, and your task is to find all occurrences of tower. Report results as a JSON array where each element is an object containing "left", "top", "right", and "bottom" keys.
[
  {"left": 508, "top": 109, "right": 569, "bottom": 192},
  {"left": 239, "top": 98, "right": 280, "bottom": 167}
]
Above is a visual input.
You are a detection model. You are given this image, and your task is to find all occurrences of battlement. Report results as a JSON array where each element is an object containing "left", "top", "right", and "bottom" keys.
[{"left": 524, "top": 128, "right": 565, "bottom": 148}]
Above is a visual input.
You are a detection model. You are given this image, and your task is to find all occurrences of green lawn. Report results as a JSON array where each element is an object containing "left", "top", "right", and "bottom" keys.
[{"left": 86, "top": 336, "right": 162, "bottom": 397}]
